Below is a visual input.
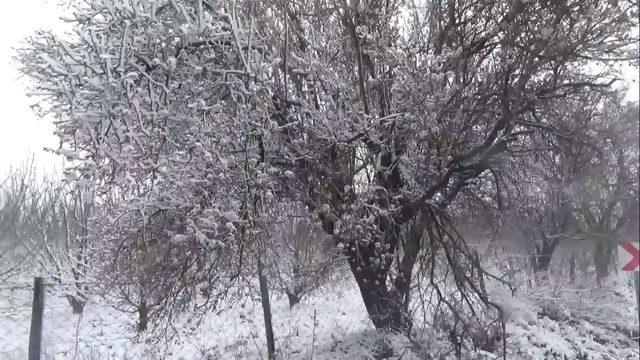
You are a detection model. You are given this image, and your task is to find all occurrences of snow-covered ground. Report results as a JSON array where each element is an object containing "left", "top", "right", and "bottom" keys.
[
  {"left": 1, "top": 269, "right": 639, "bottom": 359},
  {"left": 1, "top": 276, "right": 375, "bottom": 359}
]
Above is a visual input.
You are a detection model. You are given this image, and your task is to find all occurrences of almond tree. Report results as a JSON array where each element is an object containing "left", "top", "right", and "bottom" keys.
[
  {"left": 263, "top": 203, "right": 340, "bottom": 308},
  {"left": 17, "top": 0, "right": 638, "bottom": 335}
]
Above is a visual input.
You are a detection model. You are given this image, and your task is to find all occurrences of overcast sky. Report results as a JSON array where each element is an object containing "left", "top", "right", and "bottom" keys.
[
  {"left": 0, "top": 0, "right": 64, "bottom": 178},
  {"left": 0, "top": 2, "right": 638, "bottom": 179}
]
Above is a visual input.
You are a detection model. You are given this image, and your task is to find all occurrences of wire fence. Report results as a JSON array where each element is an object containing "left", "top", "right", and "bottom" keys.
[
  {"left": 0, "top": 279, "right": 216, "bottom": 360},
  {"left": 2, "top": 282, "right": 114, "bottom": 359},
  {"left": 0, "top": 284, "right": 33, "bottom": 359},
  {"left": 1, "top": 252, "right": 637, "bottom": 359},
  {"left": 0, "top": 276, "right": 295, "bottom": 360}
]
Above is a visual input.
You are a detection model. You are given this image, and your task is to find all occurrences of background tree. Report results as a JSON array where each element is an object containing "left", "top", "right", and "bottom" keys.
[
  {"left": 0, "top": 165, "right": 93, "bottom": 313},
  {"left": 502, "top": 95, "right": 639, "bottom": 279},
  {"left": 263, "top": 203, "right": 340, "bottom": 308},
  {"left": 572, "top": 101, "right": 640, "bottom": 281},
  {"left": 0, "top": 164, "right": 34, "bottom": 280},
  {"left": 88, "top": 191, "right": 238, "bottom": 333}
]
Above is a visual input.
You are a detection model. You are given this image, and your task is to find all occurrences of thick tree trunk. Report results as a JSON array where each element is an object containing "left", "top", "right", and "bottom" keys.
[
  {"left": 534, "top": 253, "right": 552, "bottom": 273},
  {"left": 594, "top": 243, "right": 614, "bottom": 282},
  {"left": 347, "top": 257, "right": 410, "bottom": 333},
  {"left": 393, "top": 219, "right": 423, "bottom": 312},
  {"left": 344, "top": 217, "right": 422, "bottom": 334},
  {"left": 137, "top": 300, "right": 148, "bottom": 332},
  {"left": 66, "top": 295, "right": 85, "bottom": 315},
  {"left": 286, "top": 291, "right": 301, "bottom": 308},
  {"left": 533, "top": 238, "right": 560, "bottom": 273},
  {"left": 287, "top": 266, "right": 303, "bottom": 308}
]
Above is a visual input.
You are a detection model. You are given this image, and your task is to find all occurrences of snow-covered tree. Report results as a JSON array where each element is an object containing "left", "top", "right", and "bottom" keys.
[
  {"left": 262, "top": 203, "right": 340, "bottom": 308},
  {"left": 571, "top": 101, "right": 639, "bottom": 280},
  {"left": 17, "top": 0, "right": 638, "bottom": 335}
]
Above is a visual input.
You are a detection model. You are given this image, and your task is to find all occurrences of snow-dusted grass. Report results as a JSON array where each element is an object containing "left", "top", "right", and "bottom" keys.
[
  {"left": 0, "top": 277, "right": 378, "bottom": 359},
  {"left": 1, "top": 268, "right": 639, "bottom": 359},
  {"left": 485, "top": 254, "right": 640, "bottom": 360}
]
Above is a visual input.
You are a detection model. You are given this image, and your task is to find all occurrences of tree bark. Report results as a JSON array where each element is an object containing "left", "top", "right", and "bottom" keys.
[
  {"left": 287, "top": 266, "right": 303, "bottom": 308},
  {"left": 533, "top": 237, "right": 560, "bottom": 273},
  {"left": 594, "top": 242, "right": 614, "bottom": 283},
  {"left": 393, "top": 218, "right": 423, "bottom": 312},
  {"left": 66, "top": 294, "right": 85, "bottom": 314},
  {"left": 137, "top": 299, "right": 148, "bottom": 332},
  {"left": 286, "top": 291, "right": 301, "bottom": 308},
  {"left": 569, "top": 253, "right": 576, "bottom": 284},
  {"left": 347, "top": 253, "right": 410, "bottom": 333}
]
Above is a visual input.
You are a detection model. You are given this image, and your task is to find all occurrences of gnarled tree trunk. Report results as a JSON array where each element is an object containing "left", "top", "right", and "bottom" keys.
[
  {"left": 532, "top": 237, "right": 561, "bottom": 273},
  {"left": 348, "top": 258, "right": 410, "bottom": 332},
  {"left": 594, "top": 242, "right": 614, "bottom": 283},
  {"left": 341, "top": 217, "right": 422, "bottom": 333},
  {"left": 286, "top": 291, "right": 301, "bottom": 308},
  {"left": 66, "top": 295, "right": 86, "bottom": 315}
]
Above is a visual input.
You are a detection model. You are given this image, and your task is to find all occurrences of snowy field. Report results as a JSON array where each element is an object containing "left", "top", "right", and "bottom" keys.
[{"left": 1, "top": 265, "right": 639, "bottom": 360}]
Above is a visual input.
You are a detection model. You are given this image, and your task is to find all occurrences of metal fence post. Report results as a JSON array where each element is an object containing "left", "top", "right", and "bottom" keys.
[
  {"left": 257, "top": 257, "right": 275, "bottom": 360},
  {"left": 28, "top": 277, "right": 44, "bottom": 360},
  {"left": 634, "top": 272, "right": 639, "bottom": 329}
]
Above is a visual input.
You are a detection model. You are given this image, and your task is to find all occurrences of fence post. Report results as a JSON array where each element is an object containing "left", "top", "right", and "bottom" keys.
[
  {"left": 257, "top": 257, "right": 276, "bottom": 359},
  {"left": 28, "top": 277, "right": 44, "bottom": 360},
  {"left": 634, "top": 272, "right": 639, "bottom": 329}
]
